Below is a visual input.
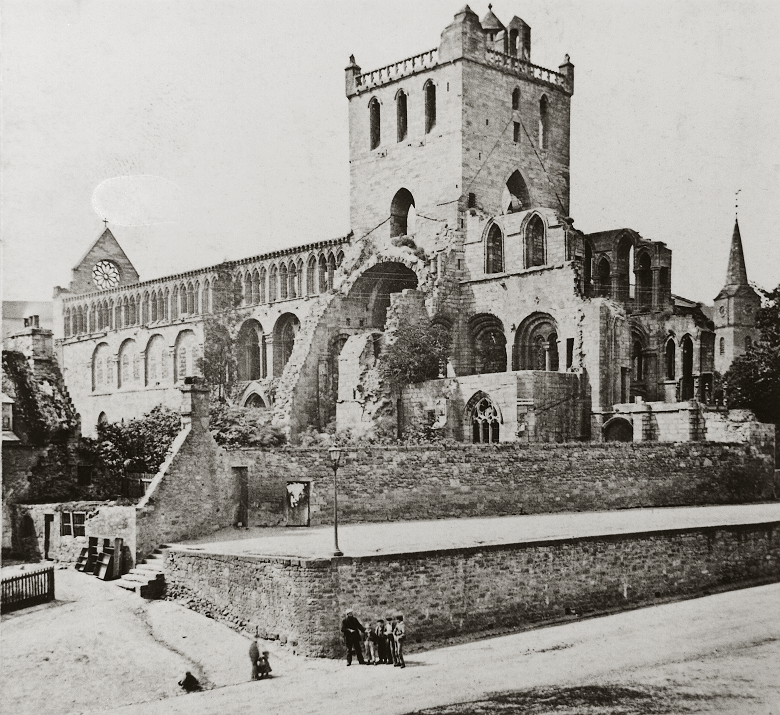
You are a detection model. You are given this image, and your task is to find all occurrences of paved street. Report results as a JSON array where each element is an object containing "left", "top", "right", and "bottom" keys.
[{"left": 176, "top": 503, "right": 780, "bottom": 559}]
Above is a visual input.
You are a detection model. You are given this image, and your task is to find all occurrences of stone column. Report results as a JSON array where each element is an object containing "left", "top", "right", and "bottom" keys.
[
  {"left": 651, "top": 268, "right": 661, "bottom": 311},
  {"left": 264, "top": 335, "right": 275, "bottom": 378}
]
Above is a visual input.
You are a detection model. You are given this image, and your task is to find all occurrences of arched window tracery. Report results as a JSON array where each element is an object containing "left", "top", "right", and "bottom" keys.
[
  {"left": 468, "top": 393, "right": 501, "bottom": 444},
  {"left": 485, "top": 223, "right": 504, "bottom": 274},
  {"left": 524, "top": 214, "right": 545, "bottom": 268}
]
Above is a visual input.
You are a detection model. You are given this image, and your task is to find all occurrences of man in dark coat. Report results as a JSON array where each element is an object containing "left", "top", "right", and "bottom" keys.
[
  {"left": 340, "top": 608, "right": 367, "bottom": 665},
  {"left": 249, "top": 638, "right": 261, "bottom": 681}
]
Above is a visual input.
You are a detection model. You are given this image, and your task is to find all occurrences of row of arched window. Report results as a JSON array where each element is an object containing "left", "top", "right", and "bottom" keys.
[
  {"left": 584, "top": 239, "right": 664, "bottom": 309},
  {"left": 369, "top": 80, "right": 436, "bottom": 150},
  {"left": 237, "top": 250, "right": 344, "bottom": 307},
  {"left": 65, "top": 281, "right": 212, "bottom": 338},
  {"left": 485, "top": 214, "right": 546, "bottom": 274},
  {"left": 91, "top": 330, "right": 197, "bottom": 391},
  {"left": 65, "top": 249, "right": 345, "bottom": 338},
  {"left": 469, "top": 312, "right": 563, "bottom": 375}
]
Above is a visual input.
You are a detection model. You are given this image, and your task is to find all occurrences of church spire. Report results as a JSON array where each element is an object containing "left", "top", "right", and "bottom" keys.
[{"left": 724, "top": 218, "right": 749, "bottom": 287}]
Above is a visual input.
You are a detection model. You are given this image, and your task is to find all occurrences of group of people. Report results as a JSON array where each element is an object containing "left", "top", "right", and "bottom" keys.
[{"left": 341, "top": 608, "right": 406, "bottom": 668}]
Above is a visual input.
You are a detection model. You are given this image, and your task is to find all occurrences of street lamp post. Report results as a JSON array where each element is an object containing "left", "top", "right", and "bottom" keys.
[{"left": 328, "top": 446, "right": 343, "bottom": 557}]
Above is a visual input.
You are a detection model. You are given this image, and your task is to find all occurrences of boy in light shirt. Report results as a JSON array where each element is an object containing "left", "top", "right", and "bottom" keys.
[{"left": 393, "top": 615, "right": 406, "bottom": 668}]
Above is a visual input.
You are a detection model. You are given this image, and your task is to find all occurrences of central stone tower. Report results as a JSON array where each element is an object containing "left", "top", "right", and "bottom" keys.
[{"left": 345, "top": 5, "right": 574, "bottom": 253}]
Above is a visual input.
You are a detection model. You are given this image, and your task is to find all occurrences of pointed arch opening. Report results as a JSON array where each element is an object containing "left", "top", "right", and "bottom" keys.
[
  {"left": 469, "top": 314, "right": 507, "bottom": 375},
  {"left": 237, "top": 319, "right": 264, "bottom": 381},
  {"left": 396, "top": 90, "right": 408, "bottom": 142},
  {"left": 597, "top": 257, "right": 612, "bottom": 298},
  {"left": 273, "top": 313, "right": 300, "bottom": 375},
  {"left": 514, "top": 313, "right": 559, "bottom": 371},
  {"left": 485, "top": 223, "right": 504, "bottom": 274},
  {"left": 390, "top": 188, "right": 416, "bottom": 238},
  {"left": 369, "top": 97, "right": 381, "bottom": 149},
  {"left": 524, "top": 214, "right": 546, "bottom": 267},
  {"left": 466, "top": 391, "right": 502, "bottom": 443},
  {"left": 424, "top": 80, "right": 436, "bottom": 133}
]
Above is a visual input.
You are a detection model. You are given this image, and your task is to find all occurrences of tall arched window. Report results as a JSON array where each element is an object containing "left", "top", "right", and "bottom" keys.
[
  {"left": 470, "top": 314, "right": 507, "bottom": 374},
  {"left": 632, "top": 340, "right": 644, "bottom": 381},
  {"left": 397, "top": 90, "right": 408, "bottom": 142},
  {"left": 171, "top": 287, "right": 179, "bottom": 319},
  {"left": 146, "top": 335, "right": 165, "bottom": 386},
  {"left": 512, "top": 87, "right": 520, "bottom": 110},
  {"left": 468, "top": 393, "right": 500, "bottom": 444},
  {"left": 269, "top": 265, "right": 278, "bottom": 302},
  {"left": 390, "top": 188, "right": 416, "bottom": 238},
  {"left": 64, "top": 309, "right": 71, "bottom": 337},
  {"left": 174, "top": 330, "right": 196, "bottom": 383},
  {"left": 328, "top": 253, "right": 337, "bottom": 289},
  {"left": 237, "top": 320, "right": 263, "bottom": 381},
  {"left": 514, "top": 313, "right": 559, "bottom": 371},
  {"left": 202, "top": 280, "right": 210, "bottom": 313},
  {"left": 369, "top": 97, "right": 380, "bottom": 149},
  {"left": 665, "top": 338, "right": 676, "bottom": 380},
  {"left": 188, "top": 283, "right": 196, "bottom": 314},
  {"left": 635, "top": 252, "right": 652, "bottom": 309},
  {"left": 485, "top": 224, "right": 504, "bottom": 274},
  {"left": 258, "top": 268, "right": 266, "bottom": 304},
  {"left": 539, "top": 95, "right": 549, "bottom": 149},
  {"left": 318, "top": 255, "right": 327, "bottom": 293},
  {"left": 525, "top": 214, "right": 545, "bottom": 267},
  {"left": 92, "top": 343, "right": 110, "bottom": 391},
  {"left": 509, "top": 29, "right": 519, "bottom": 56},
  {"left": 336, "top": 250, "right": 344, "bottom": 267},
  {"left": 719, "top": 337, "right": 725, "bottom": 355},
  {"left": 280, "top": 263, "right": 288, "bottom": 299},
  {"left": 597, "top": 258, "right": 611, "bottom": 298},
  {"left": 118, "top": 340, "right": 136, "bottom": 388},
  {"left": 289, "top": 262, "right": 298, "bottom": 299},
  {"left": 681, "top": 335, "right": 694, "bottom": 400},
  {"left": 151, "top": 293, "right": 158, "bottom": 322},
  {"left": 307, "top": 256, "right": 317, "bottom": 295},
  {"left": 425, "top": 81, "right": 436, "bottom": 134}
]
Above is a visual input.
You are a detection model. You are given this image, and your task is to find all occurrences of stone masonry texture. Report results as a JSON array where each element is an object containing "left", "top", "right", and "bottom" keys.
[
  {"left": 230, "top": 442, "right": 776, "bottom": 528},
  {"left": 163, "top": 519, "right": 780, "bottom": 658}
]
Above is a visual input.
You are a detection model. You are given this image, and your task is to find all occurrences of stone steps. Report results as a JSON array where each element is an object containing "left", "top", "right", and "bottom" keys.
[{"left": 114, "top": 545, "right": 169, "bottom": 598}]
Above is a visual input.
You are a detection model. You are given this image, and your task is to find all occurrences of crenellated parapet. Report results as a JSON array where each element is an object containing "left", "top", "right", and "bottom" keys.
[
  {"left": 486, "top": 49, "right": 573, "bottom": 95},
  {"left": 348, "top": 48, "right": 438, "bottom": 96}
]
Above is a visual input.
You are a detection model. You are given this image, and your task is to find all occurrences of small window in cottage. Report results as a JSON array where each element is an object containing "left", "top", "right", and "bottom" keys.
[
  {"left": 61, "top": 512, "right": 72, "bottom": 536},
  {"left": 73, "top": 512, "right": 86, "bottom": 537}
]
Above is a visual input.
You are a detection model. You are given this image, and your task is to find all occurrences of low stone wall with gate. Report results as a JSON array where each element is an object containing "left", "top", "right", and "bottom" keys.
[{"left": 229, "top": 441, "right": 776, "bottom": 527}]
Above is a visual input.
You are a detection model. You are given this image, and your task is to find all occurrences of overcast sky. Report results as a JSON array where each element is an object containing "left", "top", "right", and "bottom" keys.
[{"left": 2, "top": 0, "right": 779, "bottom": 304}]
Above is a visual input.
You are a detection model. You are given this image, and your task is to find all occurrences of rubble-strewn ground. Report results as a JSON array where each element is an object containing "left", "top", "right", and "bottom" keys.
[{"left": 1, "top": 568, "right": 778, "bottom": 715}]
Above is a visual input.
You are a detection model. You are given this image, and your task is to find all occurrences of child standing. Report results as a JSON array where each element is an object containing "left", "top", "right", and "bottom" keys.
[{"left": 394, "top": 615, "right": 406, "bottom": 668}]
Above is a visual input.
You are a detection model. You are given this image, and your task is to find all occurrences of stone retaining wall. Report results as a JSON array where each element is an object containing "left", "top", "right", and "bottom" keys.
[
  {"left": 230, "top": 441, "right": 776, "bottom": 527},
  {"left": 163, "top": 519, "right": 780, "bottom": 658}
]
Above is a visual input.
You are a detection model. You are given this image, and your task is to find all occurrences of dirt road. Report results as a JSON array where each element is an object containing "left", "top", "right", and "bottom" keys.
[{"left": 1, "top": 568, "right": 778, "bottom": 715}]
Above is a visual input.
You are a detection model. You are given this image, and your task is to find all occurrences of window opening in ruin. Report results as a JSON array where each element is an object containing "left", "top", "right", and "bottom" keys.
[
  {"left": 512, "top": 87, "right": 520, "bottom": 110},
  {"left": 525, "top": 214, "right": 545, "bottom": 267},
  {"left": 318, "top": 255, "right": 327, "bottom": 293},
  {"left": 274, "top": 313, "right": 300, "bottom": 375},
  {"left": 635, "top": 252, "right": 652, "bottom": 309},
  {"left": 632, "top": 341, "right": 644, "bottom": 381},
  {"left": 307, "top": 256, "right": 317, "bottom": 295},
  {"left": 470, "top": 396, "right": 500, "bottom": 443},
  {"left": 566, "top": 338, "right": 574, "bottom": 369},
  {"left": 269, "top": 265, "right": 278, "bottom": 302},
  {"left": 503, "top": 170, "right": 530, "bottom": 214},
  {"left": 280, "top": 264, "right": 288, "bottom": 299},
  {"left": 513, "top": 122, "right": 520, "bottom": 143},
  {"left": 328, "top": 253, "right": 337, "bottom": 289},
  {"left": 719, "top": 337, "right": 725, "bottom": 355},
  {"left": 390, "top": 188, "right": 416, "bottom": 238},
  {"left": 470, "top": 314, "right": 507, "bottom": 374},
  {"left": 514, "top": 313, "right": 559, "bottom": 371},
  {"left": 397, "top": 90, "right": 408, "bottom": 142},
  {"left": 425, "top": 81, "right": 436, "bottom": 133},
  {"left": 485, "top": 224, "right": 504, "bottom": 274},
  {"left": 509, "top": 29, "right": 519, "bottom": 56},
  {"left": 539, "top": 95, "right": 549, "bottom": 149},
  {"left": 681, "top": 335, "right": 694, "bottom": 400},
  {"left": 665, "top": 338, "right": 676, "bottom": 380},
  {"left": 237, "top": 321, "right": 263, "bottom": 381},
  {"left": 597, "top": 257, "right": 611, "bottom": 298},
  {"left": 369, "top": 97, "right": 380, "bottom": 149}
]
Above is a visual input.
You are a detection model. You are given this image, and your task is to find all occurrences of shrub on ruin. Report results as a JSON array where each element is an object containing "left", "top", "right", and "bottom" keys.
[
  {"left": 209, "top": 403, "right": 286, "bottom": 448},
  {"left": 90, "top": 405, "right": 182, "bottom": 475},
  {"left": 380, "top": 320, "right": 451, "bottom": 391}
]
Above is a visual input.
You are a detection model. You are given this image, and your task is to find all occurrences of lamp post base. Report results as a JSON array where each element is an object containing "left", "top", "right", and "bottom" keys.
[{"left": 333, "top": 550, "right": 343, "bottom": 557}]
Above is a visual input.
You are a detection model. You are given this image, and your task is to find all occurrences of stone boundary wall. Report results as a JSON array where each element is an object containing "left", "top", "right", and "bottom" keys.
[
  {"left": 231, "top": 442, "right": 776, "bottom": 527},
  {"left": 163, "top": 519, "right": 780, "bottom": 658}
]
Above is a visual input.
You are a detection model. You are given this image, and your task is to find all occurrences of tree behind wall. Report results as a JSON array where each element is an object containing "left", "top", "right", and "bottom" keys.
[{"left": 723, "top": 284, "right": 780, "bottom": 424}]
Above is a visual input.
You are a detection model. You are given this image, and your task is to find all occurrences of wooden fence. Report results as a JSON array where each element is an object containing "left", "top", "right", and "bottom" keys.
[{"left": 1, "top": 565, "right": 55, "bottom": 613}]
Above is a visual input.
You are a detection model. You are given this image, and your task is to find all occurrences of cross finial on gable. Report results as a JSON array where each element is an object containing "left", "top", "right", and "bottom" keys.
[{"left": 103, "top": 218, "right": 109, "bottom": 228}]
